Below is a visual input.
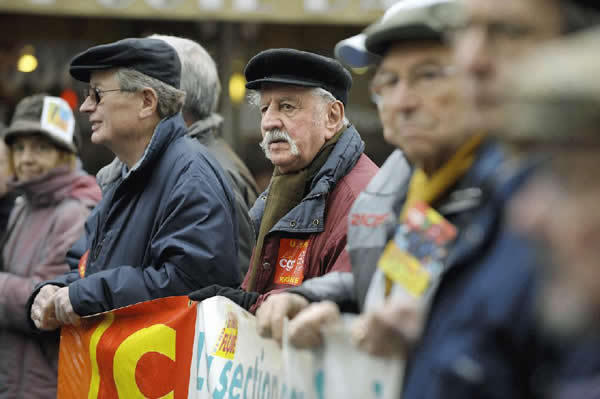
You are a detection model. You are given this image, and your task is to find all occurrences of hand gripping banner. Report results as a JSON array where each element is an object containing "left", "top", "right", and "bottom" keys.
[{"left": 58, "top": 296, "right": 402, "bottom": 399}]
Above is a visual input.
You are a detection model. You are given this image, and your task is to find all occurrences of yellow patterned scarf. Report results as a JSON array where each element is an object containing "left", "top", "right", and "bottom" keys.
[
  {"left": 401, "top": 134, "right": 485, "bottom": 218},
  {"left": 384, "top": 133, "right": 485, "bottom": 294}
]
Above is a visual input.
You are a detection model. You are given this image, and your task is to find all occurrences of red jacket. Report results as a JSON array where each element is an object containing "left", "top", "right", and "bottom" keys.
[{"left": 242, "top": 126, "right": 378, "bottom": 313}]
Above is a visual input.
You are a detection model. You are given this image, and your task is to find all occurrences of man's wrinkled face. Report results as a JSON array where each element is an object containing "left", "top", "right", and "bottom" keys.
[
  {"left": 258, "top": 85, "right": 335, "bottom": 174},
  {"left": 453, "top": 0, "right": 563, "bottom": 128},
  {"left": 510, "top": 150, "right": 600, "bottom": 337},
  {"left": 79, "top": 69, "right": 139, "bottom": 154},
  {"left": 373, "top": 42, "right": 471, "bottom": 172}
]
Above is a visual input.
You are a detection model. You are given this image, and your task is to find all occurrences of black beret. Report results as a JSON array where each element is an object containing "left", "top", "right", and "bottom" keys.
[
  {"left": 244, "top": 48, "right": 352, "bottom": 105},
  {"left": 69, "top": 38, "right": 181, "bottom": 89}
]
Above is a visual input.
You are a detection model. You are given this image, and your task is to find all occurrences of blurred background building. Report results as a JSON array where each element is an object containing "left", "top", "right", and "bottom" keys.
[{"left": 0, "top": 0, "right": 396, "bottom": 190}]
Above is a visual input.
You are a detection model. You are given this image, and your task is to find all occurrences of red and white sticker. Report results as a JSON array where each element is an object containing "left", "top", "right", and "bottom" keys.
[{"left": 274, "top": 238, "right": 309, "bottom": 286}]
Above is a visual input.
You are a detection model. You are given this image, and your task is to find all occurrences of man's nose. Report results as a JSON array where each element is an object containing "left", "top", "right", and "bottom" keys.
[
  {"left": 79, "top": 95, "right": 95, "bottom": 113},
  {"left": 261, "top": 105, "right": 283, "bottom": 132},
  {"left": 382, "top": 81, "right": 421, "bottom": 117},
  {"left": 20, "top": 146, "right": 36, "bottom": 162}
]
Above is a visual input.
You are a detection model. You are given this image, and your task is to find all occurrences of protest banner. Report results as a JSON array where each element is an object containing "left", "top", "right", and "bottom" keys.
[{"left": 58, "top": 296, "right": 401, "bottom": 398}]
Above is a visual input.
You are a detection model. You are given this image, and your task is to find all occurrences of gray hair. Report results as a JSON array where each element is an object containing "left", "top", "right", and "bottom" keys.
[
  {"left": 115, "top": 68, "right": 185, "bottom": 119},
  {"left": 246, "top": 90, "right": 261, "bottom": 108},
  {"left": 150, "top": 34, "right": 221, "bottom": 122},
  {"left": 247, "top": 86, "right": 350, "bottom": 127},
  {"left": 311, "top": 87, "right": 350, "bottom": 127}
]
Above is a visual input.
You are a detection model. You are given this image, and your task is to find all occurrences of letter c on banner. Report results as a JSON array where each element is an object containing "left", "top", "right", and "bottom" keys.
[{"left": 113, "top": 324, "right": 176, "bottom": 399}]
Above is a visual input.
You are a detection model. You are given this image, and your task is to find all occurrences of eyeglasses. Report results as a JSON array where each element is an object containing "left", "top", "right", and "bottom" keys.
[
  {"left": 84, "top": 86, "right": 129, "bottom": 105},
  {"left": 369, "top": 64, "right": 456, "bottom": 105}
]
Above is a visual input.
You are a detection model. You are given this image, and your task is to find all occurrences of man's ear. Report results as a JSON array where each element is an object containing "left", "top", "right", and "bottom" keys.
[
  {"left": 324, "top": 101, "right": 344, "bottom": 139},
  {"left": 139, "top": 87, "right": 158, "bottom": 119}
]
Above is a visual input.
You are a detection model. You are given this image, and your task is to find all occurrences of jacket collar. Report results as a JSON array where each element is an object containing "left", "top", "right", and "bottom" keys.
[
  {"left": 442, "top": 139, "right": 535, "bottom": 269},
  {"left": 96, "top": 113, "right": 187, "bottom": 191},
  {"left": 359, "top": 139, "right": 504, "bottom": 221},
  {"left": 250, "top": 124, "right": 364, "bottom": 235},
  {"left": 436, "top": 139, "right": 503, "bottom": 216}
]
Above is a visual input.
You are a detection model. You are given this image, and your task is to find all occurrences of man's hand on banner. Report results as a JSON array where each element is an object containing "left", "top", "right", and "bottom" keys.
[
  {"left": 188, "top": 285, "right": 260, "bottom": 311},
  {"left": 30, "top": 284, "right": 61, "bottom": 330},
  {"left": 256, "top": 293, "right": 310, "bottom": 344},
  {"left": 53, "top": 286, "right": 81, "bottom": 326},
  {"left": 287, "top": 300, "right": 340, "bottom": 348},
  {"left": 350, "top": 296, "right": 423, "bottom": 358}
]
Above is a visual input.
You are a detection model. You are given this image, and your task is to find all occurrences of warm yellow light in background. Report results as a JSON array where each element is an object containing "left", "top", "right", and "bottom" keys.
[
  {"left": 229, "top": 73, "right": 246, "bottom": 104},
  {"left": 18, "top": 54, "right": 38, "bottom": 73},
  {"left": 352, "top": 67, "right": 369, "bottom": 75}
]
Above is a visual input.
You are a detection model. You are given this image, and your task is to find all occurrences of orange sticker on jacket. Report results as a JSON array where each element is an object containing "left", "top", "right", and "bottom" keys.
[
  {"left": 274, "top": 238, "right": 309, "bottom": 286},
  {"left": 78, "top": 250, "right": 89, "bottom": 278}
]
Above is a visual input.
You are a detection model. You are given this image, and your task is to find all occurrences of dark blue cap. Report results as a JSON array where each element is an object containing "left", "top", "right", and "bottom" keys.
[
  {"left": 244, "top": 48, "right": 352, "bottom": 105},
  {"left": 69, "top": 38, "right": 181, "bottom": 89}
]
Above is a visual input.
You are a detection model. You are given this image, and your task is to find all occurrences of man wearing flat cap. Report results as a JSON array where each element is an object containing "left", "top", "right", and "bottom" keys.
[
  {"left": 28, "top": 37, "right": 241, "bottom": 330},
  {"left": 189, "top": 48, "right": 378, "bottom": 314}
]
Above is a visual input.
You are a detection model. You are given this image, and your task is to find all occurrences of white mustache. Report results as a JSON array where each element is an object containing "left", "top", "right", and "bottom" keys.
[{"left": 259, "top": 129, "right": 300, "bottom": 160}]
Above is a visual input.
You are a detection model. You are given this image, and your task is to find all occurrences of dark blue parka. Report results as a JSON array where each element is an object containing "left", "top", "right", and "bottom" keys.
[
  {"left": 30, "top": 114, "right": 241, "bottom": 317},
  {"left": 400, "top": 143, "right": 549, "bottom": 399}
]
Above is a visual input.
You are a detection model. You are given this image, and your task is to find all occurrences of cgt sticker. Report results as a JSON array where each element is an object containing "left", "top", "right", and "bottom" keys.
[{"left": 274, "top": 238, "right": 309, "bottom": 286}]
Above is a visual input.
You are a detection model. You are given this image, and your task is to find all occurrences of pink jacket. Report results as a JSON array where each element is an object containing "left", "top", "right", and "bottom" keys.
[{"left": 0, "top": 166, "right": 100, "bottom": 399}]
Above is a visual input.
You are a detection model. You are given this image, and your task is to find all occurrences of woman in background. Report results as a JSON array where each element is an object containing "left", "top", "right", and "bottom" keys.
[{"left": 0, "top": 94, "right": 101, "bottom": 399}]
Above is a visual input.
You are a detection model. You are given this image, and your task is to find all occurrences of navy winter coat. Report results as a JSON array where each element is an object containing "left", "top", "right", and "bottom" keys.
[{"left": 30, "top": 114, "right": 241, "bottom": 317}]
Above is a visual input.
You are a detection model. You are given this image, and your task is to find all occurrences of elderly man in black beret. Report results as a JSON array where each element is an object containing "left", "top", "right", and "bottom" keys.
[
  {"left": 495, "top": 29, "right": 600, "bottom": 399},
  {"left": 189, "top": 49, "right": 378, "bottom": 314},
  {"left": 28, "top": 37, "right": 241, "bottom": 329}
]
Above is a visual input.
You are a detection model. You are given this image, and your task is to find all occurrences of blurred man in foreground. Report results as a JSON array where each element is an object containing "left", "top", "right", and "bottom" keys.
[{"left": 496, "top": 29, "right": 600, "bottom": 397}]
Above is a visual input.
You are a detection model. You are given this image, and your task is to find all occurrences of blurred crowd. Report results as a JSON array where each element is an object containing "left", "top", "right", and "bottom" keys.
[{"left": 2, "top": 0, "right": 600, "bottom": 398}]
